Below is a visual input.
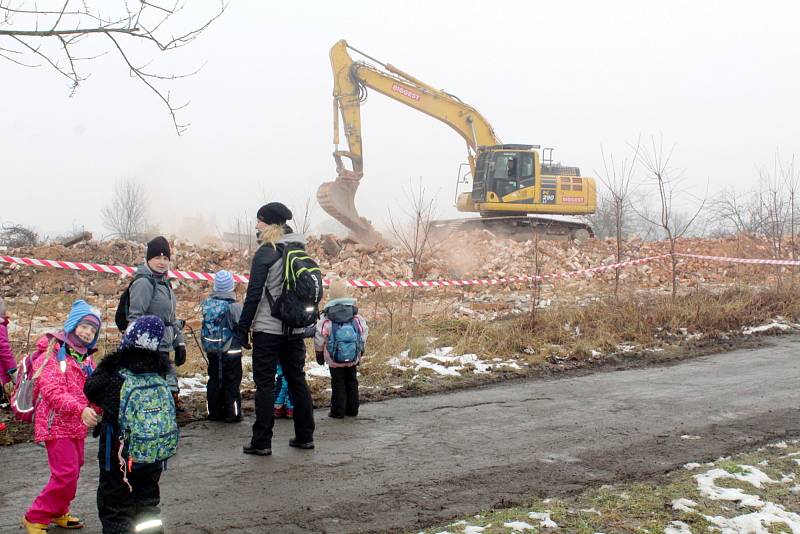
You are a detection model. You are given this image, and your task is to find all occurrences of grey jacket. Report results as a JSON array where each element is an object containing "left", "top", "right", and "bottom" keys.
[
  {"left": 239, "top": 231, "right": 307, "bottom": 336},
  {"left": 128, "top": 263, "right": 184, "bottom": 353}
]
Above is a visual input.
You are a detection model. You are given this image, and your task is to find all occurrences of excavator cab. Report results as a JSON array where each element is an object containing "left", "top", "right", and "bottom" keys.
[{"left": 470, "top": 145, "right": 539, "bottom": 203}]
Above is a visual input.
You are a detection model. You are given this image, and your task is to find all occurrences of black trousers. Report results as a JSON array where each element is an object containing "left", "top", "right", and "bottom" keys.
[
  {"left": 329, "top": 365, "right": 359, "bottom": 417},
  {"left": 251, "top": 332, "right": 315, "bottom": 448},
  {"left": 206, "top": 352, "right": 243, "bottom": 420},
  {"left": 97, "top": 461, "right": 163, "bottom": 534}
]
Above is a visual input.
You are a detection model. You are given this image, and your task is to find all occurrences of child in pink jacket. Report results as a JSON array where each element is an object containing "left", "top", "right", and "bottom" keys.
[
  {"left": 22, "top": 299, "right": 101, "bottom": 534},
  {"left": 313, "top": 281, "right": 368, "bottom": 419},
  {"left": 0, "top": 298, "right": 17, "bottom": 400}
]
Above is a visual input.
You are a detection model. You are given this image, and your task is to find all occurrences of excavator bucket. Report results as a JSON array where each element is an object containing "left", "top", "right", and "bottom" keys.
[{"left": 317, "top": 171, "right": 384, "bottom": 245}]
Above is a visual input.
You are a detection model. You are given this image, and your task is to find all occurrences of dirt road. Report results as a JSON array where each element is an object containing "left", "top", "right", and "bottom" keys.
[{"left": 1, "top": 337, "right": 798, "bottom": 533}]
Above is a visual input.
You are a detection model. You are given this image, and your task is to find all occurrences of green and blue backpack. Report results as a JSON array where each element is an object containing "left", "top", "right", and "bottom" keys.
[{"left": 118, "top": 368, "right": 179, "bottom": 466}]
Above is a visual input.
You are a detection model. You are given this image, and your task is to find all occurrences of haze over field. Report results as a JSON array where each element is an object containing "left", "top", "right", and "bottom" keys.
[{"left": 2, "top": 0, "right": 798, "bottom": 238}]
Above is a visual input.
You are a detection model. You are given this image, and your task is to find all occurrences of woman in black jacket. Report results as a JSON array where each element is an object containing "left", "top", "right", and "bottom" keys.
[{"left": 84, "top": 315, "right": 170, "bottom": 534}]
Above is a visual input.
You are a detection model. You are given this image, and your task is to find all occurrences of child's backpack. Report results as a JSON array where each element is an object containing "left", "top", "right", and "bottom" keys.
[
  {"left": 201, "top": 298, "right": 233, "bottom": 353},
  {"left": 10, "top": 337, "right": 56, "bottom": 423},
  {"left": 326, "top": 318, "right": 365, "bottom": 364},
  {"left": 266, "top": 244, "right": 324, "bottom": 333},
  {"left": 118, "top": 368, "right": 179, "bottom": 465},
  {"left": 114, "top": 274, "right": 157, "bottom": 332}
]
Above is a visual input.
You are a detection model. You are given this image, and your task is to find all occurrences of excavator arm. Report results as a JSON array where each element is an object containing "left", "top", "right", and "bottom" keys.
[{"left": 318, "top": 40, "right": 502, "bottom": 243}]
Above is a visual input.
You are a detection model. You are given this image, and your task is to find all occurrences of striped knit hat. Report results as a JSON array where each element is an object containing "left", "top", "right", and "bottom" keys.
[{"left": 213, "top": 270, "right": 235, "bottom": 293}]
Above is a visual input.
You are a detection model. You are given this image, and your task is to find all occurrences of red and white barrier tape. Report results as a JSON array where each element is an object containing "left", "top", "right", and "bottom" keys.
[
  {"left": 676, "top": 253, "right": 800, "bottom": 266},
  {"left": 1, "top": 252, "right": 797, "bottom": 289}
]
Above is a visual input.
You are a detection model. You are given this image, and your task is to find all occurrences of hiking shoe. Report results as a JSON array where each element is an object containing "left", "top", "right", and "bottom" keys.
[
  {"left": 328, "top": 412, "right": 344, "bottom": 419},
  {"left": 52, "top": 513, "right": 84, "bottom": 529},
  {"left": 225, "top": 416, "right": 242, "bottom": 423},
  {"left": 243, "top": 444, "right": 271, "bottom": 456},
  {"left": 289, "top": 438, "right": 314, "bottom": 450},
  {"left": 285, "top": 408, "right": 294, "bottom": 419},
  {"left": 21, "top": 516, "right": 48, "bottom": 533}
]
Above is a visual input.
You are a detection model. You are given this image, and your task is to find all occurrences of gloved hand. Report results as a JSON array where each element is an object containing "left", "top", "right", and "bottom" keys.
[
  {"left": 315, "top": 351, "right": 324, "bottom": 366},
  {"left": 174, "top": 344, "right": 187, "bottom": 366},
  {"left": 238, "top": 327, "right": 252, "bottom": 350}
]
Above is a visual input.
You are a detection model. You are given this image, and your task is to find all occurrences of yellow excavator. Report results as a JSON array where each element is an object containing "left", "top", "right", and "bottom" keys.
[{"left": 318, "top": 40, "right": 597, "bottom": 244}]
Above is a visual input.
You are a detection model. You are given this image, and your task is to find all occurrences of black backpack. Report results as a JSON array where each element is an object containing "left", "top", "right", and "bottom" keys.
[
  {"left": 114, "top": 274, "right": 157, "bottom": 332},
  {"left": 264, "top": 244, "right": 324, "bottom": 334}
]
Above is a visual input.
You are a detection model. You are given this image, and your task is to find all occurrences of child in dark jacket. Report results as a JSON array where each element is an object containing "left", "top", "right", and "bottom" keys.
[
  {"left": 201, "top": 271, "right": 243, "bottom": 423},
  {"left": 314, "top": 280, "right": 368, "bottom": 419},
  {"left": 84, "top": 315, "right": 171, "bottom": 534}
]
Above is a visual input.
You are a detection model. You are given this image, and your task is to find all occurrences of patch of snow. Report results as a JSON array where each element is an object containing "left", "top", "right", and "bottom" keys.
[
  {"left": 591, "top": 350, "right": 603, "bottom": 357},
  {"left": 681, "top": 435, "right": 702, "bottom": 440},
  {"left": 672, "top": 498, "right": 697, "bottom": 513},
  {"left": 742, "top": 321, "right": 793, "bottom": 335},
  {"left": 704, "top": 502, "right": 800, "bottom": 532},
  {"left": 757, "top": 460, "right": 769, "bottom": 467},
  {"left": 684, "top": 463, "right": 702, "bottom": 470},
  {"left": 770, "top": 441, "right": 789, "bottom": 449},
  {"left": 388, "top": 347, "right": 522, "bottom": 377},
  {"left": 306, "top": 363, "right": 330, "bottom": 378},
  {"left": 448, "top": 520, "right": 467, "bottom": 527},
  {"left": 579, "top": 508, "right": 601, "bottom": 515},
  {"left": 664, "top": 521, "right": 692, "bottom": 534},
  {"left": 503, "top": 521, "right": 535, "bottom": 531},
  {"left": 616, "top": 344, "right": 636, "bottom": 353},
  {"left": 178, "top": 374, "right": 207, "bottom": 396},
  {"left": 692, "top": 465, "right": 800, "bottom": 532},
  {"left": 528, "top": 511, "right": 558, "bottom": 528},
  {"left": 464, "top": 526, "right": 486, "bottom": 534}
]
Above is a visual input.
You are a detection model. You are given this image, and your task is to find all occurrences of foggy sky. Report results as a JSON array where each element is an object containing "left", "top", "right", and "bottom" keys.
[{"left": 2, "top": 0, "right": 799, "bottom": 240}]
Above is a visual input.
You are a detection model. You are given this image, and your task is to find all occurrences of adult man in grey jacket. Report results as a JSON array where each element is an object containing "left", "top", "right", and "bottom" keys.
[
  {"left": 238, "top": 202, "right": 315, "bottom": 456},
  {"left": 127, "top": 236, "right": 186, "bottom": 408}
]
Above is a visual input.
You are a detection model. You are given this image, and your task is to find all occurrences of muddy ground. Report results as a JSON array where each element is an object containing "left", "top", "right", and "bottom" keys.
[{"left": 0, "top": 336, "right": 798, "bottom": 533}]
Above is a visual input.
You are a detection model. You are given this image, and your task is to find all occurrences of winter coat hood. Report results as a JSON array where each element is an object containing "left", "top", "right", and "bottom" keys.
[
  {"left": 210, "top": 290, "right": 237, "bottom": 301},
  {"left": 95, "top": 346, "right": 168, "bottom": 377}
]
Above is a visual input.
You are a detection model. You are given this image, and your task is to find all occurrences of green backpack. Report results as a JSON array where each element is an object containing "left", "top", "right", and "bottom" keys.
[{"left": 118, "top": 368, "right": 179, "bottom": 465}]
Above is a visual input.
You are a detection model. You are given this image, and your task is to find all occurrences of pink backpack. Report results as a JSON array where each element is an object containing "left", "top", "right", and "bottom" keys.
[{"left": 10, "top": 337, "right": 56, "bottom": 423}]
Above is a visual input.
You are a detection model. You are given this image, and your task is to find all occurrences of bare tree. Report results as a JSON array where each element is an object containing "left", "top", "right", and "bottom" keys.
[
  {"left": 0, "top": 223, "right": 38, "bottom": 247},
  {"left": 635, "top": 136, "right": 706, "bottom": 299},
  {"left": 292, "top": 194, "right": 316, "bottom": 236},
  {"left": 387, "top": 179, "right": 438, "bottom": 315},
  {"left": 102, "top": 178, "right": 148, "bottom": 241},
  {"left": 596, "top": 141, "right": 639, "bottom": 298},
  {"left": 0, "top": 1, "right": 226, "bottom": 134}
]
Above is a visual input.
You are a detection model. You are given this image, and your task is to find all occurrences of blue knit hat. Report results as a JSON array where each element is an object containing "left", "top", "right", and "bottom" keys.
[
  {"left": 214, "top": 270, "right": 235, "bottom": 293},
  {"left": 62, "top": 299, "right": 101, "bottom": 350},
  {"left": 121, "top": 315, "right": 165, "bottom": 351}
]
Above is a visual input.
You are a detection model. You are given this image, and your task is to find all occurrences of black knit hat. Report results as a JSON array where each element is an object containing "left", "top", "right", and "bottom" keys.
[
  {"left": 257, "top": 202, "right": 293, "bottom": 225},
  {"left": 146, "top": 236, "right": 171, "bottom": 261}
]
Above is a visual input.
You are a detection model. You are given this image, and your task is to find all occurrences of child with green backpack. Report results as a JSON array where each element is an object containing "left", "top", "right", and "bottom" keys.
[{"left": 84, "top": 315, "right": 178, "bottom": 534}]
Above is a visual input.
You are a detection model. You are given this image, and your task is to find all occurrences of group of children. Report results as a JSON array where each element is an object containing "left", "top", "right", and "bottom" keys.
[{"left": 1, "top": 267, "right": 368, "bottom": 533}]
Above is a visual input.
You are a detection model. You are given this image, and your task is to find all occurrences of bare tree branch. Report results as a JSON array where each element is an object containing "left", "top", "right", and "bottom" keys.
[{"left": 0, "top": 0, "right": 227, "bottom": 134}]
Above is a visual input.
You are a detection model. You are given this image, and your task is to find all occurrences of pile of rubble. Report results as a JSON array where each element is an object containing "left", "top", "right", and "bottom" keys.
[{"left": 0, "top": 232, "right": 792, "bottom": 333}]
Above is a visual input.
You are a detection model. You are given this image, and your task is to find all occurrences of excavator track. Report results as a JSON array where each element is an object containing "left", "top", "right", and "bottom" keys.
[{"left": 431, "top": 215, "right": 593, "bottom": 242}]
